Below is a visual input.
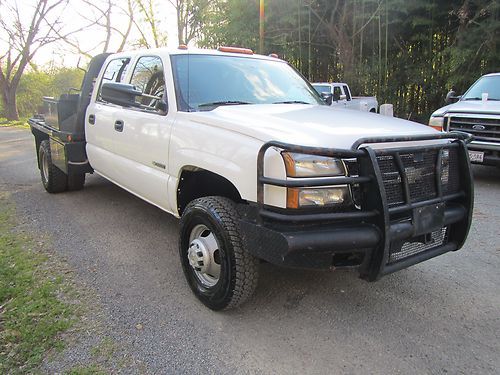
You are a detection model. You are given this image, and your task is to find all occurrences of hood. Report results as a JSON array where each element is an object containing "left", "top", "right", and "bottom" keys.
[
  {"left": 189, "top": 104, "right": 437, "bottom": 149},
  {"left": 431, "top": 100, "right": 500, "bottom": 117}
]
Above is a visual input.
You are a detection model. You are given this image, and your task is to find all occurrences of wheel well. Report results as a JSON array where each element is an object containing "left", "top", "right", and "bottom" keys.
[
  {"left": 32, "top": 128, "right": 49, "bottom": 168},
  {"left": 177, "top": 168, "right": 243, "bottom": 215},
  {"left": 370, "top": 108, "right": 376, "bottom": 113}
]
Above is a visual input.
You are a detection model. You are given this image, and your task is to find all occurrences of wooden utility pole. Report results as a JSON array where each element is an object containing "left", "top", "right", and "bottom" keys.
[
  {"left": 259, "top": 0, "right": 265, "bottom": 54},
  {"left": 308, "top": 4, "right": 311, "bottom": 80}
]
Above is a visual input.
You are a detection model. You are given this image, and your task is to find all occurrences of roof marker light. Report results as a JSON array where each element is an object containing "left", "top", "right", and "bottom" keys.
[
  {"left": 218, "top": 46, "right": 254, "bottom": 55},
  {"left": 269, "top": 53, "right": 279, "bottom": 58},
  {"left": 178, "top": 44, "right": 188, "bottom": 50}
]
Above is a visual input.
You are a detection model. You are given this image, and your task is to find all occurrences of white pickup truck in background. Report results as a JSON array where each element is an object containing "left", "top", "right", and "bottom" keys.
[
  {"left": 29, "top": 47, "right": 473, "bottom": 310},
  {"left": 312, "top": 82, "right": 378, "bottom": 113},
  {"left": 429, "top": 72, "right": 500, "bottom": 167}
]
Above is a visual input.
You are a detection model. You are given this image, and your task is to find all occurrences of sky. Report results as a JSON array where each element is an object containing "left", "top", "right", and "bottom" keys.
[{"left": 8, "top": 0, "right": 180, "bottom": 68}]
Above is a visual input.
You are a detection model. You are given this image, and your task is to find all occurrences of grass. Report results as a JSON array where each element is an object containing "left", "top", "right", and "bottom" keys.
[
  {"left": 0, "top": 193, "right": 77, "bottom": 374},
  {"left": 0, "top": 118, "right": 29, "bottom": 129}
]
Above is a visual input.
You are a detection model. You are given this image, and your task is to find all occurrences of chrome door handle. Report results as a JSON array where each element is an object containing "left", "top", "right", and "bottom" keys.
[{"left": 114, "top": 120, "right": 124, "bottom": 132}]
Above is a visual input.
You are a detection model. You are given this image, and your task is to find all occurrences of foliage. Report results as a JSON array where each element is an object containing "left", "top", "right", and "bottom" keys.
[
  {"left": 0, "top": 194, "right": 77, "bottom": 373},
  {"left": 3, "top": 0, "right": 498, "bottom": 123},
  {"left": 0, "top": 118, "right": 29, "bottom": 129},
  {"left": 0, "top": 0, "right": 82, "bottom": 120},
  {"left": 0, "top": 67, "right": 84, "bottom": 118},
  {"left": 198, "top": 0, "right": 500, "bottom": 123}
]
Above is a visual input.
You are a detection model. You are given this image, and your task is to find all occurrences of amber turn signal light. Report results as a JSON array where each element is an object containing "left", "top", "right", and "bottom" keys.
[{"left": 218, "top": 46, "right": 254, "bottom": 55}]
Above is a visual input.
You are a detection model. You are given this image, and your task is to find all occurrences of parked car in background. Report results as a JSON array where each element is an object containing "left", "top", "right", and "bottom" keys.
[
  {"left": 312, "top": 82, "right": 378, "bottom": 113},
  {"left": 429, "top": 73, "right": 500, "bottom": 166}
]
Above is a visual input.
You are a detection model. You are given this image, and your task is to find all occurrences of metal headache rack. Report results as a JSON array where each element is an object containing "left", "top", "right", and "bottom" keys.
[{"left": 256, "top": 132, "right": 473, "bottom": 280}]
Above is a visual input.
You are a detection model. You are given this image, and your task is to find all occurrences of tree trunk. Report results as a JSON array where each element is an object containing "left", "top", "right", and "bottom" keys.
[{"left": 1, "top": 84, "right": 19, "bottom": 121}]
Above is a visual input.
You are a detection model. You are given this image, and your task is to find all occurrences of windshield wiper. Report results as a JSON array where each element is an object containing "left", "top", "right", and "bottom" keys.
[
  {"left": 198, "top": 100, "right": 252, "bottom": 109},
  {"left": 273, "top": 100, "right": 310, "bottom": 104},
  {"left": 464, "top": 97, "right": 499, "bottom": 101}
]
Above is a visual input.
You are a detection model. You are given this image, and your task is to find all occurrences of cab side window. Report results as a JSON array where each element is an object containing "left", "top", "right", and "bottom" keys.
[
  {"left": 333, "top": 86, "right": 342, "bottom": 100},
  {"left": 342, "top": 85, "right": 351, "bottom": 101},
  {"left": 129, "top": 56, "right": 166, "bottom": 113},
  {"left": 97, "top": 58, "right": 130, "bottom": 102}
]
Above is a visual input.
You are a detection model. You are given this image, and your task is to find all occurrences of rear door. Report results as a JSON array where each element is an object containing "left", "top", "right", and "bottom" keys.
[{"left": 86, "top": 56, "right": 131, "bottom": 178}]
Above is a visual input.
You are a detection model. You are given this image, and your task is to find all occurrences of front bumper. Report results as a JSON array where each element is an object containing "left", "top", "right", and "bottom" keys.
[
  {"left": 241, "top": 133, "right": 473, "bottom": 281},
  {"left": 468, "top": 141, "right": 500, "bottom": 166}
]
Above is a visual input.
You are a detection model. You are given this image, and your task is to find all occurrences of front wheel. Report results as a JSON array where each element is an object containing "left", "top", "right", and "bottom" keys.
[{"left": 179, "top": 197, "right": 259, "bottom": 310}]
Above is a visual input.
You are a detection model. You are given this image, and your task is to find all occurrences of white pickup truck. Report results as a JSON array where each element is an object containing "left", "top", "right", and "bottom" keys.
[
  {"left": 312, "top": 82, "right": 378, "bottom": 112},
  {"left": 429, "top": 73, "right": 500, "bottom": 167},
  {"left": 29, "top": 47, "right": 473, "bottom": 310}
]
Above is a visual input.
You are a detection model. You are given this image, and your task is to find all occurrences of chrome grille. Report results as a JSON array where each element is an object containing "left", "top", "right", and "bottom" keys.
[{"left": 449, "top": 116, "right": 500, "bottom": 141}]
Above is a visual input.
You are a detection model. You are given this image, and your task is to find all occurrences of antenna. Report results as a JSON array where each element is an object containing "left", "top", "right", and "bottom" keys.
[{"left": 76, "top": 57, "right": 87, "bottom": 74}]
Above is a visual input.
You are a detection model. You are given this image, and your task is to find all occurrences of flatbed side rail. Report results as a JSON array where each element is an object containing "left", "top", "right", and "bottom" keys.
[{"left": 29, "top": 117, "right": 82, "bottom": 143}]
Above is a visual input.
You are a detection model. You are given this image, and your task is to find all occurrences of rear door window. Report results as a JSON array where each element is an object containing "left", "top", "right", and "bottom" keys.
[{"left": 97, "top": 58, "right": 130, "bottom": 102}]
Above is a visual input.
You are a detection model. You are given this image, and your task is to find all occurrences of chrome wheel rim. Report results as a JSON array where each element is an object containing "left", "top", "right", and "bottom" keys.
[
  {"left": 41, "top": 150, "right": 49, "bottom": 182},
  {"left": 188, "top": 224, "right": 221, "bottom": 287}
]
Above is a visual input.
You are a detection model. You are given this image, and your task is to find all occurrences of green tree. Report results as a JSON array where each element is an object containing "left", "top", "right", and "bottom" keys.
[
  {"left": 0, "top": 0, "right": 80, "bottom": 120},
  {"left": 2, "top": 67, "right": 84, "bottom": 119},
  {"left": 195, "top": 0, "right": 499, "bottom": 122}
]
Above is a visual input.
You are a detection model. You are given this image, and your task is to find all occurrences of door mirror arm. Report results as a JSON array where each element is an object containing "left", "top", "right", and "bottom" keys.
[
  {"left": 445, "top": 90, "right": 461, "bottom": 105},
  {"left": 321, "top": 93, "right": 333, "bottom": 105}
]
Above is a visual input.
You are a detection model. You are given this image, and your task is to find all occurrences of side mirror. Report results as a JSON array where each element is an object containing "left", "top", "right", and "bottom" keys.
[
  {"left": 445, "top": 90, "right": 461, "bottom": 105},
  {"left": 101, "top": 82, "right": 142, "bottom": 107},
  {"left": 321, "top": 92, "right": 333, "bottom": 105},
  {"left": 339, "top": 94, "right": 347, "bottom": 101},
  {"left": 155, "top": 100, "right": 168, "bottom": 113}
]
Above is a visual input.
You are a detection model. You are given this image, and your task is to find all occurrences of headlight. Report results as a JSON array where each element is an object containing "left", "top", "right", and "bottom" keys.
[
  {"left": 281, "top": 152, "right": 351, "bottom": 208},
  {"left": 281, "top": 152, "right": 346, "bottom": 177},
  {"left": 287, "top": 186, "right": 350, "bottom": 208},
  {"left": 428, "top": 116, "right": 444, "bottom": 131}
]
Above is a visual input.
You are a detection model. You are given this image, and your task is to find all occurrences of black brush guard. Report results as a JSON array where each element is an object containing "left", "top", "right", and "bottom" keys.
[{"left": 239, "top": 132, "right": 473, "bottom": 281}]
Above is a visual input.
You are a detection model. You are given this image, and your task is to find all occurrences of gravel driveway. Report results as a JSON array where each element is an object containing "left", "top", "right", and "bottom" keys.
[{"left": 1, "top": 126, "right": 499, "bottom": 374}]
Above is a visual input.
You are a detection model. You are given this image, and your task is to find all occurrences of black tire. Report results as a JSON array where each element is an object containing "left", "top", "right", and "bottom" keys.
[
  {"left": 68, "top": 173, "right": 85, "bottom": 191},
  {"left": 39, "top": 140, "right": 67, "bottom": 193},
  {"left": 179, "top": 196, "right": 259, "bottom": 310}
]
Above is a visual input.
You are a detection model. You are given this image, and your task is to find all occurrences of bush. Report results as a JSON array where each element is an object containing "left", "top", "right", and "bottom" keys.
[{"left": 1, "top": 67, "right": 85, "bottom": 118}]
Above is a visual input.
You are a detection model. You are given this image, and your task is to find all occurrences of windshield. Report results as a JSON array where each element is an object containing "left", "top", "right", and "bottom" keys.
[
  {"left": 462, "top": 75, "right": 500, "bottom": 101},
  {"left": 170, "top": 54, "right": 324, "bottom": 111},
  {"left": 312, "top": 85, "right": 331, "bottom": 95}
]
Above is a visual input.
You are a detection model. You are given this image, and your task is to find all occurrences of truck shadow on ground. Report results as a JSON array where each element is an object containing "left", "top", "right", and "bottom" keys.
[
  {"left": 80, "top": 173, "right": 460, "bottom": 318},
  {"left": 19, "top": 172, "right": 496, "bottom": 374}
]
